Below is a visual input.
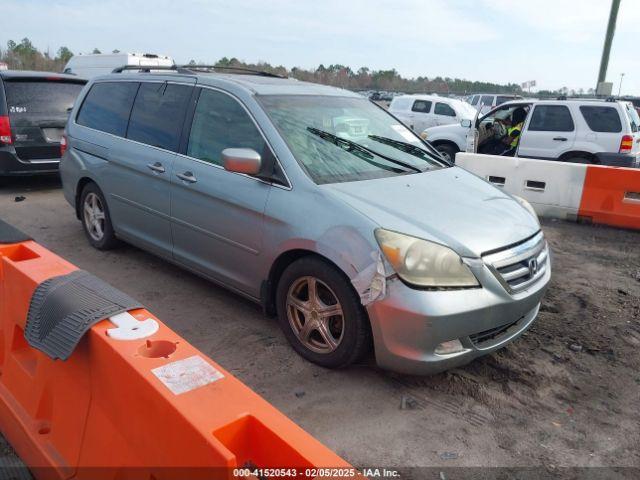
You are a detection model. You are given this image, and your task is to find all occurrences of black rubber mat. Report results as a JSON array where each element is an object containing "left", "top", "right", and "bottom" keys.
[
  {"left": 0, "top": 218, "right": 30, "bottom": 244},
  {"left": 25, "top": 270, "right": 142, "bottom": 360}
]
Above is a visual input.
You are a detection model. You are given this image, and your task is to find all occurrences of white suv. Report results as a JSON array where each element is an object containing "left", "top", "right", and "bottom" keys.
[
  {"left": 388, "top": 95, "right": 477, "bottom": 134},
  {"left": 421, "top": 99, "right": 640, "bottom": 167}
]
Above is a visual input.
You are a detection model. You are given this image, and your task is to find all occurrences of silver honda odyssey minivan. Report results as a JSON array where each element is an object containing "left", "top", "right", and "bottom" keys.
[{"left": 61, "top": 66, "right": 550, "bottom": 374}]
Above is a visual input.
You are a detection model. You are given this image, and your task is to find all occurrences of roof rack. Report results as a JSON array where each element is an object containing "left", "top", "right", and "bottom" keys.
[
  {"left": 111, "top": 65, "right": 192, "bottom": 74},
  {"left": 179, "top": 65, "right": 287, "bottom": 78},
  {"left": 111, "top": 64, "right": 286, "bottom": 78}
]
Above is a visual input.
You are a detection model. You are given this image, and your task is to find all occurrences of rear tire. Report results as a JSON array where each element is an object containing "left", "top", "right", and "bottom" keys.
[
  {"left": 276, "top": 256, "right": 371, "bottom": 369},
  {"left": 435, "top": 143, "right": 458, "bottom": 163},
  {"left": 79, "top": 182, "right": 120, "bottom": 250}
]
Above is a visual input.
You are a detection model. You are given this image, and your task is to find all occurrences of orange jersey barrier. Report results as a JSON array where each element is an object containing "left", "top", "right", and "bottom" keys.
[
  {"left": 456, "top": 152, "right": 640, "bottom": 232},
  {"left": 578, "top": 165, "right": 640, "bottom": 230},
  {"left": 0, "top": 238, "right": 356, "bottom": 480}
]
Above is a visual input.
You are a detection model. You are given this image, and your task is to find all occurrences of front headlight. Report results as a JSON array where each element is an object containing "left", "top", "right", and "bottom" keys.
[{"left": 374, "top": 229, "right": 479, "bottom": 288}]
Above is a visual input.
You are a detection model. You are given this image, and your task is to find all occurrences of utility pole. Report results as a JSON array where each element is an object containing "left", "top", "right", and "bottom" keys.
[{"left": 596, "top": 0, "right": 621, "bottom": 91}]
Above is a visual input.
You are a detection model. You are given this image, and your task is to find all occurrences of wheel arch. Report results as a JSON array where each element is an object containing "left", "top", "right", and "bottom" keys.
[
  {"left": 261, "top": 238, "right": 378, "bottom": 317},
  {"left": 558, "top": 150, "right": 597, "bottom": 163},
  {"left": 431, "top": 139, "right": 460, "bottom": 150},
  {"left": 262, "top": 249, "right": 347, "bottom": 316},
  {"left": 75, "top": 176, "right": 98, "bottom": 219}
]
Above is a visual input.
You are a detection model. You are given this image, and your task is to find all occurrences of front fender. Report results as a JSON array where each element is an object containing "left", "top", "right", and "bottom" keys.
[{"left": 273, "top": 227, "right": 386, "bottom": 306}]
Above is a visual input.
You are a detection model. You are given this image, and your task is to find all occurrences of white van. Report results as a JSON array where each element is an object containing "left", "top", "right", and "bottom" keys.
[
  {"left": 63, "top": 53, "right": 174, "bottom": 79},
  {"left": 388, "top": 95, "right": 477, "bottom": 134},
  {"left": 468, "top": 93, "right": 523, "bottom": 115}
]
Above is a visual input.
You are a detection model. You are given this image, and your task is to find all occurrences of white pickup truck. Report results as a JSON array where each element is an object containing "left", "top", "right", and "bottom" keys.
[
  {"left": 388, "top": 95, "right": 477, "bottom": 134},
  {"left": 421, "top": 98, "right": 640, "bottom": 167}
]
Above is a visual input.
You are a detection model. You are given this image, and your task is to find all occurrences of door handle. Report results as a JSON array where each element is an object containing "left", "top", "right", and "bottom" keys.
[
  {"left": 176, "top": 171, "right": 197, "bottom": 183},
  {"left": 553, "top": 137, "right": 568, "bottom": 141},
  {"left": 147, "top": 162, "right": 165, "bottom": 173}
]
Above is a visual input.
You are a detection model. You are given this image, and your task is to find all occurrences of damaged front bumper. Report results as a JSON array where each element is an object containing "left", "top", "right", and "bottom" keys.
[{"left": 365, "top": 256, "right": 551, "bottom": 375}]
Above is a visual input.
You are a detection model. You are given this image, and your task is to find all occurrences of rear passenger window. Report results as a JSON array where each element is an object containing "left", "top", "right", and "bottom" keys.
[
  {"left": 528, "top": 105, "right": 574, "bottom": 132},
  {"left": 76, "top": 82, "right": 138, "bottom": 137},
  {"left": 411, "top": 100, "right": 431, "bottom": 113},
  {"left": 434, "top": 102, "right": 456, "bottom": 116},
  {"left": 496, "top": 96, "right": 513, "bottom": 106},
  {"left": 127, "top": 83, "right": 192, "bottom": 152},
  {"left": 579, "top": 106, "right": 622, "bottom": 133},
  {"left": 187, "top": 89, "right": 266, "bottom": 167}
]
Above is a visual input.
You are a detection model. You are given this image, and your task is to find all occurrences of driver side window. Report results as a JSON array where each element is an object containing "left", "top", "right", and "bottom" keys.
[{"left": 187, "top": 89, "right": 267, "bottom": 166}]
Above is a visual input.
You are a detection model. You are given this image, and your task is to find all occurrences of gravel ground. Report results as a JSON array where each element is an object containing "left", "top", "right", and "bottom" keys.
[{"left": 0, "top": 176, "right": 639, "bottom": 479}]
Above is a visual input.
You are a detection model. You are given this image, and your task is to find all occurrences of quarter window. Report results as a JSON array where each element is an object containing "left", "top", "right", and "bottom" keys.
[
  {"left": 127, "top": 82, "right": 192, "bottom": 152},
  {"left": 411, "top": 100, "right": 431, "bottom": 113},
  {"left": 187, "top": 89, "right": 267, "bottom": 167},
  {"left": 579, "top": 106, "right": 622, "bottom": 133},
  {"left": 434, "top": 102, "right": 456, "bottom": 117},
  {"left": 76, "top": 82, "right": 139, "bottom": 137},
  {"left": 528, "top": 105, "right": 574, "bottom": 132}
]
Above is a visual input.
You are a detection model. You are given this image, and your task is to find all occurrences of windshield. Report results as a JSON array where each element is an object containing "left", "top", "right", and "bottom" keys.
[
  {"left": 258, "top": 95, "right": 448, "bottom": 184},
  {"left": 4, "top": 80, "right": 85, "bottom": 124},
  {"left": 456, "top": 101, "right": 478, "bottom": 119},
  {"left": 624, "top": 103, "right": 640, "bottom": 133},
  {"left": 480, "top": 104, "right": 530, "bottom": 123}
]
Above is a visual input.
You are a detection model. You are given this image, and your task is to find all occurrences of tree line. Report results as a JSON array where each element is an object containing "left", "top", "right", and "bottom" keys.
[
  {"left": 0, "top": 38, "right": 122, "bottom": 73},
  {"left": 1, "top": 37, "right": 525, "bottom": 95}
]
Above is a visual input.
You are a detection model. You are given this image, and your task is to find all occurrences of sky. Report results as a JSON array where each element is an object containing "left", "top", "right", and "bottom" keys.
[{"left": 3, "top": 0, "right": 640, "bottom": 95}]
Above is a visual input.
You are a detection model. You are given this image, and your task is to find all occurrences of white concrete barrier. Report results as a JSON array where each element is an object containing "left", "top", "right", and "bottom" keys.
[{"left": 455, "top": 152, "right": 587, "bottom": 221}]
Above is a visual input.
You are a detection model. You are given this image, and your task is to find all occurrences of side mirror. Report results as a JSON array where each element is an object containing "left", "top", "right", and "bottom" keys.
[
  {"left": 460, "top": 119, "right": 472, "bottom": 128},
  {"left": 222, "top": 148, "right": 262, "bottom": 175}
]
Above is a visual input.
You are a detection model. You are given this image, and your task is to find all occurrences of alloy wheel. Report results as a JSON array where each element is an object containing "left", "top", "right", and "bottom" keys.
[
  {"left": 83, "top": 192, "right": 106, "bottom": 242},
  {"left": 286, "top": 276, "right": 345, "bottom": 354}
]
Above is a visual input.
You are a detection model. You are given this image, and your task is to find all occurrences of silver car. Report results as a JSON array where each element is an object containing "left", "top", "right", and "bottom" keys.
[{"left": 60, "top": 68, "right": 550, "bottom": 374}]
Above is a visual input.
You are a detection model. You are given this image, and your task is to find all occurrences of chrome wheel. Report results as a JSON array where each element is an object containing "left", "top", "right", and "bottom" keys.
[
  {"left": 83, "top": 192, "right": 106, "bottom": 242},
  {"left": 286, "top": 276, "right": 345, "bottom": 354},
  {"left": 437, "top": 149, "right": 452, "bottom": 163}
]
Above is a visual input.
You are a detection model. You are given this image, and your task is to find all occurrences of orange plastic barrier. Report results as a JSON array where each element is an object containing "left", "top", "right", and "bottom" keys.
[
  {"left": 0, "top": 240, "right": 356, "bottom": 480},
  {"left": 577, "top": 165, "right": 640, "bottom": 230}
]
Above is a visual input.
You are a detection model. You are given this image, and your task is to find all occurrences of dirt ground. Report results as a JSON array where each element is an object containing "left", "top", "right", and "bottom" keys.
[{"left": 0, "top": 176, "right": 639, "bottom": 479}]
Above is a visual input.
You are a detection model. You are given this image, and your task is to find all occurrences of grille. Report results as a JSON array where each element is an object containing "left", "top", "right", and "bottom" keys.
[
  {"left": 483, "top": 232, "right": 548, "bottom": 294},
  {"left": 469, "top": 317, "right": 522, "bottom": 346}
]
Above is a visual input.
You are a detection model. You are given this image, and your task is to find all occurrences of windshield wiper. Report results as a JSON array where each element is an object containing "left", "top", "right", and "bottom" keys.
[
  {"left": 307, "top": 127, "right": 422, "bottom": 173},
  {"left": 367, "top": 135, "right": 451, "bottom": 167}
]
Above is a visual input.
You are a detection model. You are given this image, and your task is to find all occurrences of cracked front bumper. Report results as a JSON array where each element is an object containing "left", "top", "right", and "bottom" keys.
[{"left": 366, "top": 256, "right": 551, "bottom": 375}]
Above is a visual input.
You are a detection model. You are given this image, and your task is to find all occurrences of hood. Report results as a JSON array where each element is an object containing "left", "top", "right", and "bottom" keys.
[{"left": 322, "top": 167, "right": 539, "bottom": 258}]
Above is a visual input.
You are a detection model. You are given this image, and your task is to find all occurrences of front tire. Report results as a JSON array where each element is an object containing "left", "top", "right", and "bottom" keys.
[
  {"left": 276, "top": 256, "right": 371, "bottom": 368},
  {"left": 79, "top": 182, "right": 120, "bottom": 250},
  {"left": 435, "top": 143, "right": 458, "bottom": 163}
]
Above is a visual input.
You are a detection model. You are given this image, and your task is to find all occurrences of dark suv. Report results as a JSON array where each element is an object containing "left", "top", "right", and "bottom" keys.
[{"left": 0, "top": 71, "right": 86, "bottom": 176}]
